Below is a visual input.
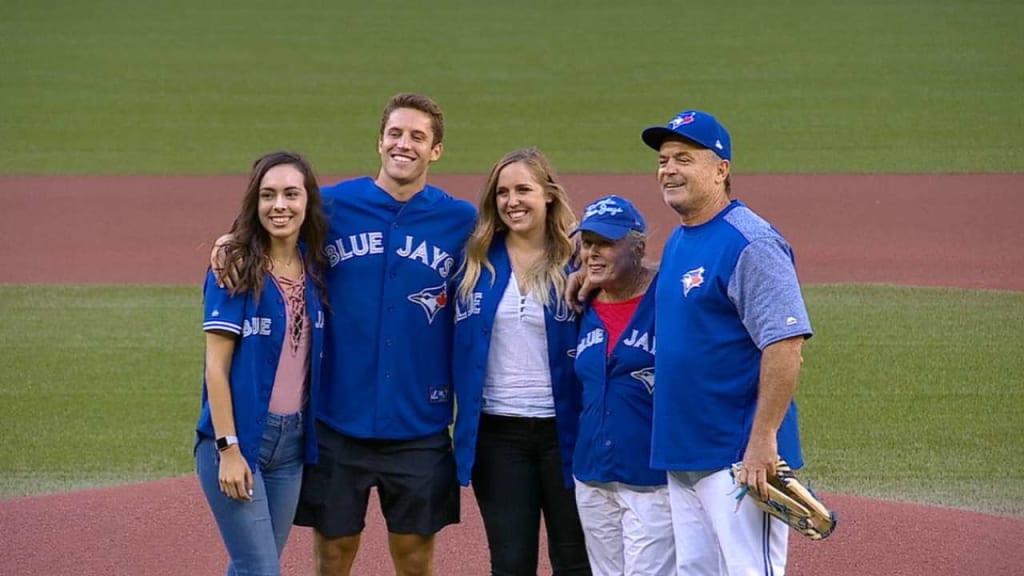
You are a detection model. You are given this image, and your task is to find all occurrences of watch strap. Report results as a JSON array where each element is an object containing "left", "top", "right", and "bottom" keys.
[{"left": 215, "top": 435, "right": 239, "bottom": 451}]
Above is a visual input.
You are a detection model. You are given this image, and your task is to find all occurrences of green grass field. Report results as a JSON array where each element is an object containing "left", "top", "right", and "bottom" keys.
[
  {"left": 1, "top": 0, "right": 1022, "bottom": 173},
  {"left": 2, "top": 286, "right": 1022, "bottom": 516},
  {"left": 0, "top": 0, "right": 1021, "bottom": 520}
]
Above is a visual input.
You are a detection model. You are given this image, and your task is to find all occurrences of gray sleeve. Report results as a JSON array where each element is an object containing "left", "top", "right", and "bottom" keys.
[{"left": 727, "top": 237, "right": 813, "bottom": 350}]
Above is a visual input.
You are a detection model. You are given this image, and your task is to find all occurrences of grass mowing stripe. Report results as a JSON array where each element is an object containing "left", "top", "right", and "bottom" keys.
[
  {"left": 0, "top": 286, "right": 202, "bottom": 492},
  {"left": 1, "top": 284, "right": 1021, "bottom": 517},
  {"left": 798, "top": 285, "right": 1024, "bottom": 516},
  {"left": 1, "top": 1, "right": 1021, "bottom": 173}
]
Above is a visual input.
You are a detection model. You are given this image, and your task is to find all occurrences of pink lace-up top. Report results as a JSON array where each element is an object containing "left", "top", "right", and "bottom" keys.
[{"left": 268, "top": 272, "right": 310, "bottom": 415}]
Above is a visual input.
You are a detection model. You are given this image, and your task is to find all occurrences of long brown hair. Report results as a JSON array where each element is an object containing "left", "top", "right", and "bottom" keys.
[
  {"left": 223, "top": 151, "right": 329, "bottom": 305},
  {"left": 458, "top": 148, "right": 576, "bottom": 308}
]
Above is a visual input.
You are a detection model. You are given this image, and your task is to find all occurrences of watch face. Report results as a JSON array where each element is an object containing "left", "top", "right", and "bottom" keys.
[{"left": 216, "top": 436, "right": 237, "bottom": 450}]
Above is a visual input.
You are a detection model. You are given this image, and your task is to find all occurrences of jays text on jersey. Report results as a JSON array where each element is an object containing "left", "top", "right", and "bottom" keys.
[
  {"left": 451, "top": 237, "right": 581, "bottom": 487},
  {"left": 573, "top": 278, "right": 665, "bottom": 487},
  {"left": 195, "top": 266, "right": 326, "bottom": 469},
  {"left": 652, "top": 200, "right": 812, "bottom": 471},
  {"left": 319, "top": 177, "right": 476, "bottom": 440}
]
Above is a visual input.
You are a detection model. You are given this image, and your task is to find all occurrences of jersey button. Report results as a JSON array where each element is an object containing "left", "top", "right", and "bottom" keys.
[
  {"left": 604, "top": 440, "right": 613, "bottom": 447},
  {"left": 385, "top": 338, "right": 393, "bottom": 347},
  {"left": 385, "top": 371, "right": 392, "bottom": 379}
]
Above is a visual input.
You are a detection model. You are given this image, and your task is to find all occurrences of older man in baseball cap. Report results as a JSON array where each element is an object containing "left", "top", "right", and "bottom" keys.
[{"left": 643, "top": 109, "right": 814, "bottom": 575}]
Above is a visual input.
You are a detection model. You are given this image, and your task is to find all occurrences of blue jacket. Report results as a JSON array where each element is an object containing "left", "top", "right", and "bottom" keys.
[
  {"left": 452, "top": 239, "right": 581, "bottom": 487},
  {"left": 195, "top": 266, "right": 326, "bottom": 470},
  {"left": 318, "top": 177, "right": 477, "bottom": 439},
  {"left": 573, "top": 278, "right": 665, "bottom": 486}
]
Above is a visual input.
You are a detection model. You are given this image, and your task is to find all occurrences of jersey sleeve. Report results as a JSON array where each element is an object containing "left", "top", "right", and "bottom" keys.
[
  {"left": 728, "top": 236, "right": 813, "bottom": 350},
  {"left": 202, "top": 271, "right": 246, "bottom": 335}
]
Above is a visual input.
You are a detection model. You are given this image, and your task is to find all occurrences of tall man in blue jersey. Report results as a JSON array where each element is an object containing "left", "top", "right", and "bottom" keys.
[
  {"left": 641, "top": 110, "right": 813, "bottom": 575},
  {"left": 301, "top": 94, "right": 475, "bottom": 576},
  {"left": 296, "top": 94, "right": 475, "bottom": 576}
]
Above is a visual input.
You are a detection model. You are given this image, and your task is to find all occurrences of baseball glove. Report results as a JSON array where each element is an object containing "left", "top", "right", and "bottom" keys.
[{"left": 731, "top": 459, "right": 837, "bottom": 540}]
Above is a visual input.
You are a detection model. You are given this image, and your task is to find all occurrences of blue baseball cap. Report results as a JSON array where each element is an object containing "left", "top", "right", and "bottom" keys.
[
  {"left": 571, "top": 195, "right": 646, "bottom": 241},
  {"left": 641, "top": 110, "right": 732, "bottom": 161}
]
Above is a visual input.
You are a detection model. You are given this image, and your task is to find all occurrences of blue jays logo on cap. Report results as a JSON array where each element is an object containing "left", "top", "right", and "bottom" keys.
[
  {"left": 572, "top": 195, "right": 646, "bottom": 241},
  {"left": 669, "top": 112, "right": 696, "bottom": 129},
  {"left": 642, "top": 109, "right": 732, "bottom": 161}
]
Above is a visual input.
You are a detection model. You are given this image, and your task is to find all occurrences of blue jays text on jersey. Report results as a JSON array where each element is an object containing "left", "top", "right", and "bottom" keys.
[
  {"left": 573, "top": 279, "right": 665, "bottom": 487},
  {"left": 317, "top": 177, "right": 477, "bottom": 440},
  {"left": 451, "top": 237, "right": 581, "bottom": 487},
  {"left": 328, "top": 232, "right": 456, "bottom": 280},
  {"left": 195, "top": 266, "right": 326, "bottom": 471}
]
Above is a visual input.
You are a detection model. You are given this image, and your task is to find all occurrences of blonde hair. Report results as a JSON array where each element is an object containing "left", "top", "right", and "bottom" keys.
[{"left": 458, "top": 148, "right": 577, "bottom": 308}]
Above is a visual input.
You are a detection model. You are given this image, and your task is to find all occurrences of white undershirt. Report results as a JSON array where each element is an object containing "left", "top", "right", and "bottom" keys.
[{"left": 481, "top": 273, "right": 556, "bottom": 417}]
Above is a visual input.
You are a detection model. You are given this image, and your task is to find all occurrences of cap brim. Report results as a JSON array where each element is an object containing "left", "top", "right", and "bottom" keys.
[
  {"left": 644, "top": 126, "right": 715, "bottom": 152},
  {"left": 642, "top": 126, "right": 680, "bottom": 150},
  {"left": 572, "top": 222, "right": 632, "bottom": 241}
]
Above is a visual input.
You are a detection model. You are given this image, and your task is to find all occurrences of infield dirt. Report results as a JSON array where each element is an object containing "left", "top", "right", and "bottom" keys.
[{"left": 1, "top": 173, "right": 1022, "bottom": 575}]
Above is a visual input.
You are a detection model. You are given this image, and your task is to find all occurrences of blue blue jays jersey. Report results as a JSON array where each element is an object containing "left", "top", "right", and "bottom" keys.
[
  {"left": 319, "top": 177, "right": 476, "bottom": 440},
  {"left": 452, "top": 238, "right": 581, "bottom": 487},
  {"left": 573, "top": 278, "right": 665, "bottom": 486},
  {"left": 652, "top": 200, "right": 812, "bottom": 471},
  {"left": 195, "top": 267, "right": 326, "bottom": 470}
]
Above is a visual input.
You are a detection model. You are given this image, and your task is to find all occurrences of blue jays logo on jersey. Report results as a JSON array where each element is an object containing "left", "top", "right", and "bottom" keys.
[
  {"left": 630, "top": 367, "right": 655, "bottom": 394},
  {"left": 681, "top": 266, "right": 705, "bottom": 297},
  {"left": 408, "top": 283, "right": 449, "bottom": 324}
]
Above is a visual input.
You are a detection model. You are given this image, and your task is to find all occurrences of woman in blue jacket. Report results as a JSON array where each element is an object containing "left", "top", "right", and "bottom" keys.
[
  {"left": 453, "top": 148, "right": 589, "bottom": 575},
  {"left": 194, "top": 151, "right": 328, "bottom": 576},
  {"left": 571, "top": 195, "right": 681, "bottom": 576}
]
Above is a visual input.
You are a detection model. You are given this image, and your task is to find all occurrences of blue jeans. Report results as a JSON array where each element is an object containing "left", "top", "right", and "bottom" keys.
[{"left": 196, "top": 412, "right": 305, "bottom": 576}]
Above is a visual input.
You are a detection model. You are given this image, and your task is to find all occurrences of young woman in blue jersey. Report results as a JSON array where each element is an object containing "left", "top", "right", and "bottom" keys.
[
  {"left": 452, "top": 148, "right": 591, "bottom": 575},
  {"left": 195, "top": 151, "right": 328, "bottom": 576},
  {"left": 570, "top": 195, "right": 679, "bottom": 576}
]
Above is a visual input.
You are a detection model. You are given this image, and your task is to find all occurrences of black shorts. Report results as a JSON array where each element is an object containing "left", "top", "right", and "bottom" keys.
[{"left": 294, "top": 421, "right": 460, "bottom": 537}]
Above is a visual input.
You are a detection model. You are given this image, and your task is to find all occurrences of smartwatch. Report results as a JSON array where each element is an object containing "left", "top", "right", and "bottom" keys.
[{"left": 216, "top": 435, "right": 239, "bottom": 451}]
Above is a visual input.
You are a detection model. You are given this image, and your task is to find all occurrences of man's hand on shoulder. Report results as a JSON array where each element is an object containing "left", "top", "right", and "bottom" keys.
[{"left": 210, "top": 234, "right": 239, "bottom": 289}]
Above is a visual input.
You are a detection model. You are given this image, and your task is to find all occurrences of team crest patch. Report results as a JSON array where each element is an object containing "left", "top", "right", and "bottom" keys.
[
  {"left": 428, "top": 386, "right": 450, "bottom": 404},
  {"left": 630, "top": 367, "right": 655, "bottom": 395},
  {"left": 669, "top": 112, "right": 696, "bottom": 129},
  {"left": 408, "top": 283, "right": 448, "bottom": 324},
  {"left": 681, "top": 266, "right": 705, "bottom": 297}
]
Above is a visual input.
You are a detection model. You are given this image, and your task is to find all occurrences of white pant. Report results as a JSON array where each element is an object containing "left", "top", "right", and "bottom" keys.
[
  {"left": 667, "top": 468, "right": 788, "bottom": 576},
  {"left": 574, "top": 479, "right": 676, "bottom": 576}
]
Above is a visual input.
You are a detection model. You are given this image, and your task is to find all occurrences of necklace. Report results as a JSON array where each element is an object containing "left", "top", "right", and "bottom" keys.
[{"left": 269, "top": 250, "right": 301, "bottom": 276}]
